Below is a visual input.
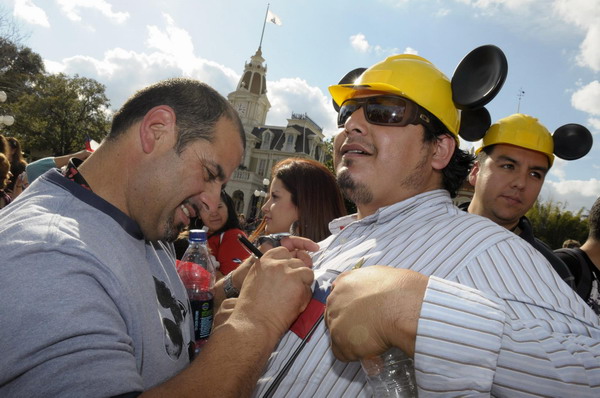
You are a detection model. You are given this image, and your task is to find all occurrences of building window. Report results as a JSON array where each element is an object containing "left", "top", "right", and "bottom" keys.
[
  {"left": 261, "top": 131, "right": 272, "bottom": 150},
  {"left": 285, "top": 134, "right": 295, "bottom": 151},
  {"left": 258, "top": 159, "right": 267, "bottom": 176}
]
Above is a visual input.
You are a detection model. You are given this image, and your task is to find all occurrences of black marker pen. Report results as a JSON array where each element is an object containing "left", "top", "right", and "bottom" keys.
[{"left": 237, "top": 234, "right": 263, "bottom": 258}]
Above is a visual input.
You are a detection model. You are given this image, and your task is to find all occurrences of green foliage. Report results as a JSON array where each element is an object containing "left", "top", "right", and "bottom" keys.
[
  {"left": 526, "top": 199, "right": 589, "bottom": 249},
  {"left": 0, "top": 36, "right": 110, "bottom": 157},
  {"left": 10, "top": 73, "right": 110, "bottom": 155},
  {"left": 0, "top": 37, "right": 44, "bottom": 96}
]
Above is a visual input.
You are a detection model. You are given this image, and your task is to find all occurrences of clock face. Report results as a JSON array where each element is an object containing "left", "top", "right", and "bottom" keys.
[{"left": 236, "top": 103, "right": 247, "bottom": 116}]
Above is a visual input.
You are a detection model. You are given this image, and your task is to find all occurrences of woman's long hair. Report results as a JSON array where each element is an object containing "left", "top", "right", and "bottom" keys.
[
  {"left": 7, "top": 137, "right": 25, "bottom": 166},
  {"left": 250, "top": 158, "right": 347, "bottom": 243}
]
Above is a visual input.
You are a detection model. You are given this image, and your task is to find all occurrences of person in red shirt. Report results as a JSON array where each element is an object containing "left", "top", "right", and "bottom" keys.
[{"left": 199, "top": 190, "right": 251, "bottom": 276}]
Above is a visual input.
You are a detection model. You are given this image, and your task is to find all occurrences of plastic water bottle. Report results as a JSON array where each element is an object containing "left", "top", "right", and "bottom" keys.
[
  {"left": 176, "top": 229, "right": 216, "bottom": 355},
  {"left": 361, "top": 347, "right": 417, "bottom": 397}
]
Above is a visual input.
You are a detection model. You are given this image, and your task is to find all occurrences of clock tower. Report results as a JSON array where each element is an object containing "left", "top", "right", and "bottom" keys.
[{"left": 228, "top": 47, "right": 271, "bottom": 133}]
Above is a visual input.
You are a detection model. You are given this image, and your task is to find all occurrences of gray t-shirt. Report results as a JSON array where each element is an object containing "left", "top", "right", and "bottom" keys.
[{"left": 0, "top": 169, "right": 194, "bottom": 397}]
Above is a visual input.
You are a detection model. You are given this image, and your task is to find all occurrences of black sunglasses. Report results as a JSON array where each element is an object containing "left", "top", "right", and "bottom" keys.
[{"left": 337, "top": 95, "right": 431, "bottom": 129}]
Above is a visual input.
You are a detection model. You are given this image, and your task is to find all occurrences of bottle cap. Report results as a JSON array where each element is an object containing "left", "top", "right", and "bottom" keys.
[{"left": 189, "top": 229, "right": 207, "bottom": 242}]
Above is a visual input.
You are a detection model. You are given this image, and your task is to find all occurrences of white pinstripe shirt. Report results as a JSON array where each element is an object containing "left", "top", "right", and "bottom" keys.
[{"left": 253, "top": 190, "right": 600, "bottom": 397}]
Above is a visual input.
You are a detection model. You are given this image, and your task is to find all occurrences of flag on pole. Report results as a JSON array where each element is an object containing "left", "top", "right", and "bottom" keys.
[{"left": 266, "top": 10, "right": 282, "bottom": 26}]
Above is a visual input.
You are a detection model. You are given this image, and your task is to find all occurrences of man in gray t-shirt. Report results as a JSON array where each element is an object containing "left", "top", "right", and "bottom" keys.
[{"left": 0, "top": 79, "right": 315, "bottom": 397}]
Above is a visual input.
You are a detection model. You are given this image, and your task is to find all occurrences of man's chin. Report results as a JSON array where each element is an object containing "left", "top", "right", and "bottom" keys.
[
  {"left": 337, "top": 170, "right": 372, "bottom": 205},
  {"left": 163, "top": 221, "right": 186, "bottom": 242}
]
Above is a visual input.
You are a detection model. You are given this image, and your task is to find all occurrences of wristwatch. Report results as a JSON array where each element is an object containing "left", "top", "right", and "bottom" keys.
[
  {"left": 257, "top": 233, "right": 292, "bottom": 248},
  {"left": 223, "top": 272, "right": 240, "bottom": 298}
]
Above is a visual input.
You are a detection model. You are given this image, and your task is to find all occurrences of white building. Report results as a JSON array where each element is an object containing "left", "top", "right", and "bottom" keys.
[{"left": 225, "top": 47, "right": 328, "bottom": 219}]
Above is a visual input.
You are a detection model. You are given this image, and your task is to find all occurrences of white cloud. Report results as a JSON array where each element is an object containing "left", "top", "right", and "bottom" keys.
[
  {"left": 553, "top": 0, "right": 600, "bottom": 72},
  {"left": 588, "top": 117, "right": 600, "bottom": 132},
  {"left": 57, "top": 0, "right": 129, "bottom": 24},
  {"left": 350, "top": 33, "right": 370, "bottom": 53},
  {"left": 549, "top": 158, "right": 567, "bottom": 180},
  {"left": 145, "top": 14, "right": 196, "bottom": 73},
  {"left": 461, "top": 0, "right": 539, "bottom": 12},
  {"left": 541, "top": 178, "right": 600, "bottom": 213},
  {"left": 48, "top": 47, "right": 240, "bottom": 110},
  {"left": 458, "top": 0, "right": 600, "bottom": 73},
  {"left": 42, "top": 16, "right": 239, "bottom": 110},
  {"left": 349, "top": 33, "right": 400, "bottom": 56},
  {"left": 404, "top": 47, "right": 419, "bottom": 55},
  {"left": 571, "top": 80, "right": 600, "bottom": 116},
  {"left": 437, "top": 8, "right": 451, "bottom": 17},
  {"left": 40, "top": 12, "right": 346, "bottom": 138},
  {"left": 43, "top": 59, "right": 66, "bottom": 74},
  {"left": 266, "top": 77, "right": 338, "bottom": 137},
  {"left": 13, "top": 0, "right": 50, "bottom": 27}
]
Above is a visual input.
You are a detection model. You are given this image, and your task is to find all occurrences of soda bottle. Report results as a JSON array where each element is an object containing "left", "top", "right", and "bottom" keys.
[
  {"left": 176, "top": 229, "right": 216, "bottom": 355},
  {"left": 361, "top": 347, "right": 417, "bottom": 397}
]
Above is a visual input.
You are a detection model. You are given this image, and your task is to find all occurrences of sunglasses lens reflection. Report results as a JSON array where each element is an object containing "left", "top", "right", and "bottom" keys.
[{"left": 337, "top": 96, "right": 411, "bottom": 127}]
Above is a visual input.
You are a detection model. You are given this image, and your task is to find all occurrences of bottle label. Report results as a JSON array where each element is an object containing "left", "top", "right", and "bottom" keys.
[{"left": 191, "top": 294, "right": 214, "bottom": 340}]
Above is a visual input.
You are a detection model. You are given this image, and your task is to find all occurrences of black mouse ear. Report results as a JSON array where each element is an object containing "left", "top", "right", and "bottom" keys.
[
  {"left": 452, "top": 45, "right": 508, "bottom": 110},
  {"left": 332, "top": 67, "right": 367, "bottom": 112},
  {"left": 553, "top": 123, "right": 593, "bottom": 160},
  {"left": 458, "top": 107, "right": 491, "bottom": 142}
]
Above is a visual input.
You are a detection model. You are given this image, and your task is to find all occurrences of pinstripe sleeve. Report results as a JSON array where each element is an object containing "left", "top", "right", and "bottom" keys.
[{"left": 416, "top": 257, "right": 600, "bottom": 397}]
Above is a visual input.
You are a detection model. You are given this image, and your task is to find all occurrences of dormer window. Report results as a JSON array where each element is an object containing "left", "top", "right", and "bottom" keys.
[
  {"left": 261, "top": 131, "right": 273, "bottom": 150},
  {"left": 284, "top": 134, "right": 296, "bottom": 152}
]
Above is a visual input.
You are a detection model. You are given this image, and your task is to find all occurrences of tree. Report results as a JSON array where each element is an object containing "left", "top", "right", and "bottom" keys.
[
  {"left": 10, "top": 73, "right": 110, "bottom": 155},
  {"left": 0, "top": 37, "right": 44, "bottom": 96},
  {"left": 526, "top": 199, "right": 589, "bottom": 249}
]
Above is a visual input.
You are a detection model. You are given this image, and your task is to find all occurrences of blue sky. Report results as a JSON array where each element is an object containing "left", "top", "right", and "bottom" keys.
[{"left": 5, "top": 0, "right": 600, "bottom": 212}]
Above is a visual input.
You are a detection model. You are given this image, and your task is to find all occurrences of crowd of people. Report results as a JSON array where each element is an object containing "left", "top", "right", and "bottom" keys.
[{"left": 0, "top": 47, "right": 599, "bottom": 397}]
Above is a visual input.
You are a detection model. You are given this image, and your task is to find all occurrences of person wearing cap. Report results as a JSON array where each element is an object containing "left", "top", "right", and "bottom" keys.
[
  {"left": 464, "top": 113, "right": 575, "bottom": 287},
  {"left": 249, "top": 53, "right": 600, "bottom": 396}
]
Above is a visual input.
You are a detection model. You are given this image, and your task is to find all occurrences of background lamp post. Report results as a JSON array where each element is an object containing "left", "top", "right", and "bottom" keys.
[{"left": 253, "top": 178, "right": 270, "bottom": 219}]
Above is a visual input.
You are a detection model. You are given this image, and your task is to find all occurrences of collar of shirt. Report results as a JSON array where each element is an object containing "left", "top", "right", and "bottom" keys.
[{"left": 328, "top": 189, "right": 453, "bottom": 235}]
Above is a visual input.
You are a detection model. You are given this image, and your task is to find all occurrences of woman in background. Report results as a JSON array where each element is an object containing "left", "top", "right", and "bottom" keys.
[
  {"left": 0, "top": 153, "right": 13, "bottom": 209},
  {"left": 222, "top": 158, "right": 347, "bottom": 299},
  {"left": 199, "top": 190, "right": 251, "bottom": 277},
  {"left": 249, "top": 157, "right": 347, "bottom": 243},
  {"left": 6, "top": 137, "right": 27, "bottom": 194}
]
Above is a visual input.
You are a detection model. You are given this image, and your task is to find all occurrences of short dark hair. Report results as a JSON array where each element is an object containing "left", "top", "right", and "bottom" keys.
[
  {"left": 108, "top": 78, "right": 245, "bottom": 153},
  {"left": 589, "top": 196, "right": 600, "bottom": 240},
  {"left": 421, "top": 110, "right": 474, "bottom": 198}
]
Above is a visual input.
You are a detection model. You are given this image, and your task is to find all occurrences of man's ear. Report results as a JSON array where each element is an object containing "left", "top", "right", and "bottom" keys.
[
  {"left": 468, "top": 161, "right": 480, "bottom": 187},
  {"left": 431, "top": 134, "right": 455, "bottom": 171},
  {"left": 139, "top": 105, "right": 176, "bottom": 154}
]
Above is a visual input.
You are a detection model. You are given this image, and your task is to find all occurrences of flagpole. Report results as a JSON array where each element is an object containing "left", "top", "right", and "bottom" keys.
[{"left": 258, "top": 3, "right": 270, "bottom": 49}]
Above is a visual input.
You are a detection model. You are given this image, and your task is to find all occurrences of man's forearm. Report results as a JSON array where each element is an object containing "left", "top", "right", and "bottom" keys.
[{"left": 142, "top": 309, "right": 279, "bottom": 397}]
